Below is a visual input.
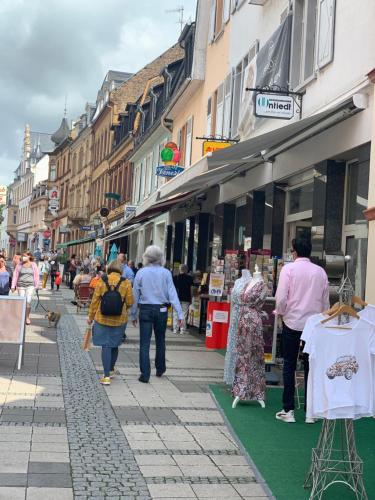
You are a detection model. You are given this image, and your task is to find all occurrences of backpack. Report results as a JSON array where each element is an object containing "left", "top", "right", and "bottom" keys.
[{"left": 100, "top": 274, "right": 125, "bottom": 316}]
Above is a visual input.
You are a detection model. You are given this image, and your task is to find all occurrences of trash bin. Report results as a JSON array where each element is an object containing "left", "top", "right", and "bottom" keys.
[{"left": 205, "top": 301, "right": 230, "bottom": 349}]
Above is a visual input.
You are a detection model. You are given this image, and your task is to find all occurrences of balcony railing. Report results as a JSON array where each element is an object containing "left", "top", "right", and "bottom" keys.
[{"left": 68, "top": 207, "right": 89, "bottom": 221}]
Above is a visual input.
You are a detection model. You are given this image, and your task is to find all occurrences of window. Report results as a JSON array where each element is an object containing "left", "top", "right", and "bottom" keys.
[
  {"left": 209, "top": 0, "right": 224, "bottom": 42},
  {"left": 185, "top": 118, "right": 193, "bottom": 167},
  {"left": 288, "top": 183, "right": 314, "bottom": 215},
  {"left": 290, "top": 0, "right": 318, "bottom": 89},
  {"left": 215, "top": 84, "right": 224, "bottom": 136},
  {"left": 223, "top": 74, "right": 232, "bottom": 138},
  {"left": 316, "top": 0, "right": 336, "bottom": 69},
  {"left": 139, "top": 161, "right": 145, "bottom": 201},
  {"left": 206, "top": 97, "right": 212, "bottom": 136},
  {"left": 346, "top": 161, "right": 369, "bottom": 225},
  {"left": 231, "top": 41, "right": 257, "bottom": 138},
  {"left": 145, "top": 153, "right": 153, "bottom": 197},
  {"left": 178, "top": 118, "right": 193, "bottom": 168},
  {"left": 223, "top": 0, "right": 230, "bottom": 23}
]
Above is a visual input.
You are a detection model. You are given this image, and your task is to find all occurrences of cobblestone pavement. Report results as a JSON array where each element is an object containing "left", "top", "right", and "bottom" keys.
[{"left": 0, "top": 287, "right": 272, "bottom": 499}]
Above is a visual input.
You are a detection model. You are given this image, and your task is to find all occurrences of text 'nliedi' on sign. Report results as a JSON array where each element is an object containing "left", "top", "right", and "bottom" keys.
[{"left": 255, "top": 93, "right": 294, "bottom": 120}]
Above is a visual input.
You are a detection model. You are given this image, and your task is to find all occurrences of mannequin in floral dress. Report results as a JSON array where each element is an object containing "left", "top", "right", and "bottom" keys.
[
  {"left": 232, "top": 266, "right": 268, "bottom": 408},
  {"left": 224, "top": 269, "right": 252, "bottom": 385}
]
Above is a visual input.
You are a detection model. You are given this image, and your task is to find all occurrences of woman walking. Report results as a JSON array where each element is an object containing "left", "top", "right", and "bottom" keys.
[
  {"left": 87, "top": 261, "right": 133, "bottom": 385},
  {"left": 11, "top": 252, "right": 39, "bottom": 325},
  {"left": 0, "top": 255, "right": 11, "bottom": 295}
]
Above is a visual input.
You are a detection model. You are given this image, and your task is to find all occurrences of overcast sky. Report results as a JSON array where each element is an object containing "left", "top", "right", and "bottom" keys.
[{"left": 0, "top": 0, "right": 196, "bottom": 186}]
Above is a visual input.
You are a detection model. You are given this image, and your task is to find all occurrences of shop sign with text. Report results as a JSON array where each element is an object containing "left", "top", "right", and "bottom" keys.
[
  {"left": 208, "top": 273, "right": 225, "bottom": 297},
  {"left": 255, "top": 93, "right": 294, "bottom": 120},
  {"left": 157, "top": 142, "right": 184, "bottom": 178},
  {"left": 203, "top": 141, "right": 231, "bottom": 156},
  {"left": 124, "top": 205, "right": 137, "bottom": 218},
  {"left": 156, "top": 166, "right": 184, "bottom": 178}
]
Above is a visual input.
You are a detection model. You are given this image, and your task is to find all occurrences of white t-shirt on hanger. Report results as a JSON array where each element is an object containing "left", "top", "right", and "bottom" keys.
[
  {"left": 303, "top": 317, "right": 375, "bottom": 420},
  {"left": 359, "top": 304, "right": 375, "bottom": 323}
]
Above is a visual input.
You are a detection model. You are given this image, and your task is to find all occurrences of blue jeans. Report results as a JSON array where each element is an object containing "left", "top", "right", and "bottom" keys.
[
  {"left": 101, "top": 347, "right": 119, "bottom": 377},
  {"left": 139, "top": 304, "right": 168, "bottom": 381}
]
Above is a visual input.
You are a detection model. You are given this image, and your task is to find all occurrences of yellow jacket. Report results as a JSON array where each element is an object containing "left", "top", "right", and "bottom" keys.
[{"left": 88, "top": 273, "right": 134, "bottom": 326}]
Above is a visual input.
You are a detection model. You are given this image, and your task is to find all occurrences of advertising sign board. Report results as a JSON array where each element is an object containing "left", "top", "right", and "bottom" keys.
[
  {"left": 255, "top": 93, "right": 294, "bottom": 119},
  {"left": 208, "top": 273, "right": 225, "bottom": 297},
  {"left": 0, "top": 296, "right": 27, "bottom": 369}
]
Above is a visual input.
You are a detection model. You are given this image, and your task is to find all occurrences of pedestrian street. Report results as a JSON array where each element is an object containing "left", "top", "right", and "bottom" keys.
[{"left": 0, "top": 288, "right": 270, "bottom": 499}]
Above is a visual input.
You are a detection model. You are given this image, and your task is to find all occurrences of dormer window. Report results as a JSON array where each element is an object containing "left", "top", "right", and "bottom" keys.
[
  {"left": 164, "top": 69, "right": 172, "bottom": 99},
  {"left": 150, "top": 90, "right": 157, "bottom": 124}
]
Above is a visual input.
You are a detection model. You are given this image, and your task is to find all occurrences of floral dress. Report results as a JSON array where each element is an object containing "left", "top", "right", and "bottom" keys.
[
  {"left": 223, "top": 276, "right": 251, "bottom": 385},
  {"left": 232, "top": 279, "right": 268, "bottom": 401}
]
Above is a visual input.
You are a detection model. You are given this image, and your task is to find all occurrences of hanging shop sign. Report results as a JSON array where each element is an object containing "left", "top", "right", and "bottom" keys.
[
  {"left": 105, "top": 192, "right": 121, "bottom": 202},
  {"left": 16, "top": 232, "right": 28, "bottom": 242},
  {"left": 202, "top": 140, "right": 232, "bottom": 156},
  {"left": 124, "top": 205, "right": 137, "bottom": 218},
  {"left": 48, "top": 186, "right": 60, "bottom": 215},
  {"left": 157, "top": 142, "right": 184, "bottom": 178},
  {"left": 255, "top": 93, "right": 294, "bottom": 119},
  {"left": 208, "top": 273, "right": 225, "bottom": 297},
  {"left": 80, "top": 225, "right": 92, "bottom": 231},
  {"left": 49, "top": 187, "right": 59, "bottom": 200},
  {"left": 156, "top": 166, "right": 184, "bottom": 178}
]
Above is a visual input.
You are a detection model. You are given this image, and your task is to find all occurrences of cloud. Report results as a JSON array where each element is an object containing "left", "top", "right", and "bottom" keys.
[{"left": 0, "top": 0, "right": 196, "bottom": 185}]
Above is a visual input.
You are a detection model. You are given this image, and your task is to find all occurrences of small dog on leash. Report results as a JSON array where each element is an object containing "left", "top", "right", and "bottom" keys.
[{"left": 45, "top": 311, "right": 61, "bottom": 328}]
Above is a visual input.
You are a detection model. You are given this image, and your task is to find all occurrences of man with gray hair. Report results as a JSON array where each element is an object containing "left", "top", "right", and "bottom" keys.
[
  {"left": 173, "top": 264, "right": 193, "bottom": 335},
  {"left": 131, "top": 245, "right": 183, "bottom": 383}
]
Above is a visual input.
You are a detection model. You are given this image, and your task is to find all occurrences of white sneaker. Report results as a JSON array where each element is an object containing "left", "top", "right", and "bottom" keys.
[
  {"left": 276, "top": 409, "right": 296, "bottom": 423},
  {"left": 305, "top": 417, "right": 316, "bottom": 424}
]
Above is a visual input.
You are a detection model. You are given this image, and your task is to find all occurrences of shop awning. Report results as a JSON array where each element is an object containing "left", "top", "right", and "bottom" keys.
[
  {"left": 102, "top": 223, "right": 141, "bottom": 242},
  {"left": 56, "top": 236, "right": 96, "bottom": 249},
  {"left": 103, "top": 191, "right": 194, "bottom": 241},
  {"left": 209, "top": 95, "right": 366, "bottom": 167}
]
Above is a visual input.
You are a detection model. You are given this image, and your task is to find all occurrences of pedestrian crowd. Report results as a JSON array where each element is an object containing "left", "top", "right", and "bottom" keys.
[
  {"left": 88, "top": 245, "right": 186, "bottom": 386},
  {"left": 0, "top": 245, "right": 195, "bottom": 385}
]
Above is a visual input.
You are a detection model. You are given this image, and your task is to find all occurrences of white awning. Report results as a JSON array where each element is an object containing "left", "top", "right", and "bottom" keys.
[{"left": 210, "top": 96, "right": 365, "bottom": 167}]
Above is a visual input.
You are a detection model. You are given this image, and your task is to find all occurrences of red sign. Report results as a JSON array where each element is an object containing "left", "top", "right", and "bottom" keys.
[{"left": 43, "top": 230, "right": 51, "bottom": 238}]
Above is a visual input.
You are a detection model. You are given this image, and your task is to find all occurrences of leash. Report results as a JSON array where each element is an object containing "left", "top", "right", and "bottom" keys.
[{"left": 34, "top": 289, "right": 48, "bottom": 312}]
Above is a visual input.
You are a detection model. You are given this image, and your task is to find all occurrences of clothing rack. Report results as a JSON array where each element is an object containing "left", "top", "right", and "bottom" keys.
[{"left": 304, "top": 266, "right": 368, "bottom": 499}]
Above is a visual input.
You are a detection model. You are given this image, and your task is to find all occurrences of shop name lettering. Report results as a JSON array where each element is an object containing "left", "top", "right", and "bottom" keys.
[
  {"left": 255, "top": 94, "right": 294, "bottom": 119},
  {"left": 156, "top": 166, "right": 184, "bottom": 178}
]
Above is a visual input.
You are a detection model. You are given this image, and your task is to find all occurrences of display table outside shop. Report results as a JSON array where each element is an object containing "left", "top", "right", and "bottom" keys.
[{"left": 211, "top": 384, "right": 375, "bottom": 500}]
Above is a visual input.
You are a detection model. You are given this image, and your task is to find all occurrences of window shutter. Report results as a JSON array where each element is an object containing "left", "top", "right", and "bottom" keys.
[
  {"left": 316, "top": 0, "right": 336, "bottom": 69},
  {"left": 209, "top": 0, "right": 216, "bottom": 42},
  {"left": 215, "top": 84, "right": 224, "bottom": 137},
  {"left": 223, "top": 0, "right": 231, "bottom": 22},
  {"left": 206, "top": 97, "right": 212, "bottom": 136},
  {"left": 223, "top": 74, "right": 232, "bottom": 138},
  {"left": 185, "top": 117, "right": 193, "bottom": 168}
]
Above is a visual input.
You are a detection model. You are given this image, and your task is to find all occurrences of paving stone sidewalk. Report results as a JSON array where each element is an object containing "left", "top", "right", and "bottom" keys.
[{"left": 0, "top": 287, "right": 272, "bottom": 499}]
